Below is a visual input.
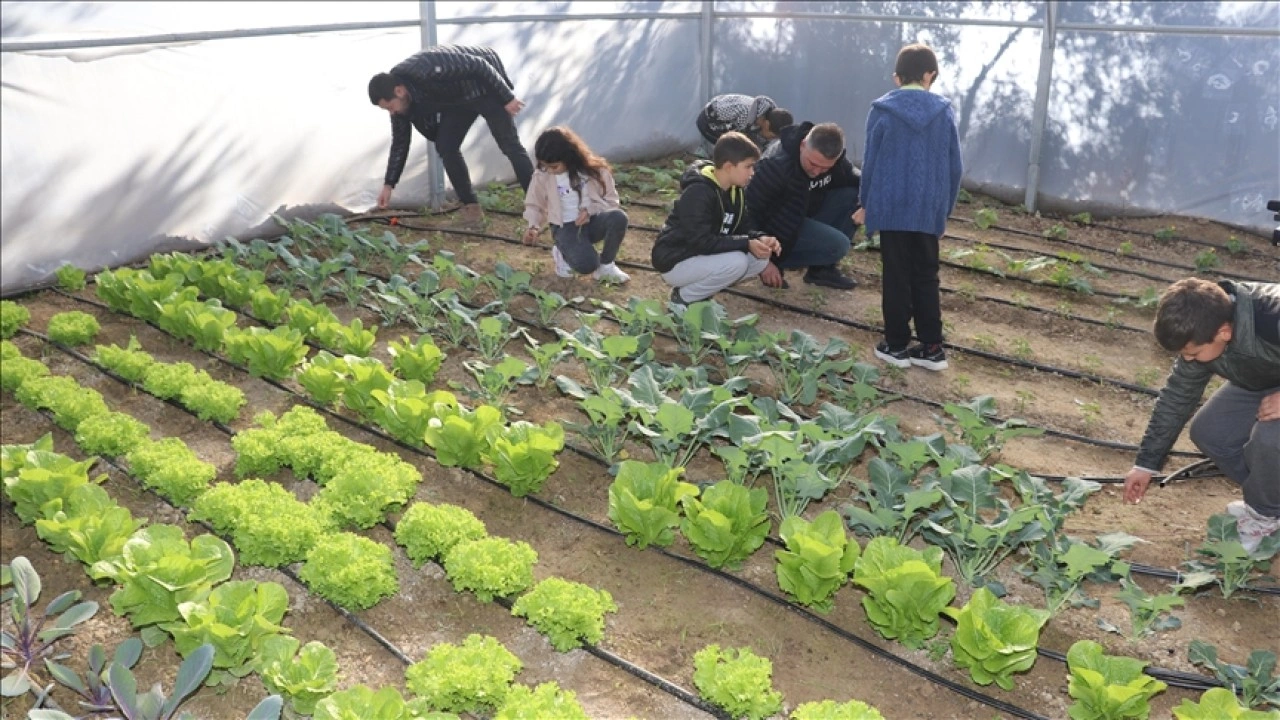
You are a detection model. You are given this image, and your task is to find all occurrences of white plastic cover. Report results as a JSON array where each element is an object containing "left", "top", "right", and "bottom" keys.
[{"left": 2, "top": 1, "right": 1276, "bottom": 294}]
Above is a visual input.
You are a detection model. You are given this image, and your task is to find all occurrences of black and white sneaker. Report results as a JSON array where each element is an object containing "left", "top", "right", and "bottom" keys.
[
  {"left": 803, "top": 265, "right": 858, "bottom": 290},
  {"left": 874, "top": 341, "right": 912, "bottom": 368},
  {"left": 909, "top": 343, "right": 948, "bottom": 371},
  {"left": 669, "top": 286, "right": 687, "bottom": 307}
]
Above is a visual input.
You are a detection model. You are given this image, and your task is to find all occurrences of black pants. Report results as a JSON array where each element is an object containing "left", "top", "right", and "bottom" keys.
[
  {"left": 880, "top": 230, "right": 943, "bottom": 349},
  {"left": 434, "top": 96, "right": 533, "bottom": 204}
]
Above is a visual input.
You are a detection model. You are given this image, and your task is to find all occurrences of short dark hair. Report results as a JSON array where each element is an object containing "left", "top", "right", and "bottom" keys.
[
  {"left": 713, "top": 132, "right": 760, "bottom": 167},
  {"left": 764, "top": 108, "right": 793, "bottom": 133},
  {"left": 1153, "top": 278, "right": 1233, "bottom": 351},
  {"left": 368, "top": 73, "right": 400, "bottom": 104},
  {"left": 895, "top": 43, "right": 939, "bottom": 85},
  {"left": 806, "top": 123, "right": 844, "bottom": 159}
]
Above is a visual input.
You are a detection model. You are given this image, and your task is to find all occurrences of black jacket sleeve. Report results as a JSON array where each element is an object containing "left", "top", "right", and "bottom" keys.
[
  {"left": 653, "top": 184, "right": 751, "bottom": 272},
  {"left": 397, "top": 50, "right": 515, "bottom": 105},
  {"left": 385, "top": 114, "right": 413, "bottom": 188}
]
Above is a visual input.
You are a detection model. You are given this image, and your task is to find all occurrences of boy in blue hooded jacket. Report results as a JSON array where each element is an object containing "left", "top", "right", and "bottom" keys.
[{"left": 855, "top": 43, "right": 963, "bottom": 372}]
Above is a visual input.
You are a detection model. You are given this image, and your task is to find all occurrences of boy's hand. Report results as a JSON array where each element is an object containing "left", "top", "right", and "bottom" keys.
[
  {"left": 760, "top": 261, "right": 785, "bottom": 288},
  {"left": 1259, "top": 391, "right": 1280, "bottom": 421},
  {"left": 575, "top": 208, "right": 590, "bottom": 226},
  {"left": 521, "top": 226, "right": 540, "bottom": 245},
  {"left": 747, "top": 237, "right": 776, "bottom": 259},
  {"left": 852, "top": 208, "right": 866, "bottom": 225},
  {"left": 1122, "top": 468, "right": 1153, "bottom": 504}
]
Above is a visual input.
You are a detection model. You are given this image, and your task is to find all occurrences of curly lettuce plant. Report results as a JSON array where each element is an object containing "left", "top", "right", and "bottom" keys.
[
  {"left": 15, "top": 375, "right": 109, "bottom": 431},
  {"left": 46, "top": 311, "right": 101, "bottom": 346},
  {"left": 394, "top": 502, "right": 487, "bottom": 567},
  {"left": 444, "top": 537, "right": 537, "bottom": 602},
  {"left": 852, "top": 536, "right": 956, "bottom": 650},
  {"left": 494, "top": 682, "right": 588, "bottom": 720},
  {"left": 511, "top": 577, "right": 617, "bottom": 651},
  {"left": 791, "top": 699, "right": 886, "bottom": 719},
  {"left": 93, "top": 336, "right": 156, "bottom": 383},
  {"left": 141, "top": 361, "right": 199, "bottom": 401},
  {"left": 680, "top": 480, "right": 770, "bottom": 570},
  {"left": 313, "top": 452, "right": 420, "bottom": 529},
  {"left": 405, "top": 634, "right": 522, "bottom": 714},
  {"left": 1, "top": 300, "right": 31, "bottom": 338},
  {"left": 159, "top": 580, "right": 290, "bottom": 682},
  {"left": 692, "top": 644, "right": 783, "bottom": 720},
  {"left": 1, "top": 350, "right": 49, "bottom": 392},
  {"left": 255, "top": 635, "right": 339, "bottom": 717},
  {"left": 192, "top": 479, "right": 330, "bottom": 567},
  {"left": 298, "top": 533, "right": 398, "bottom": 611},
  {"left": 126, "top": 437, "right": 216, "bottom": 506},
  {"left": 73, "top": 410, "right": 150, "bottom": 457},
  {"left": 942, "top": 586, "right": 1050, "bottom": 690},
  {"left": 775, "top": 510, "right": 860, "bottom": 612},
  {"left": 55, "top": 263, "right": 88, "bottom": 291},
  {"left": 180, "top": 375, "right": 246, "bottom": 424},
  {"left": 1066, "top": 640, "right": 1167, "bottom": 720}
]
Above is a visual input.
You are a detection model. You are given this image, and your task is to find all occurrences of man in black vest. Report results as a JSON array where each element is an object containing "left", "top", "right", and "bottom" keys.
[{"left": 369, "top": 45, "right": 534, "bottom": 224}]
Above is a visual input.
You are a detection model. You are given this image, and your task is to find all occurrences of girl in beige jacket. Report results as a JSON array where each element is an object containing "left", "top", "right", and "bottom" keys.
[{"left": 521, "top": 127, "right": 630, "bottom": 283}]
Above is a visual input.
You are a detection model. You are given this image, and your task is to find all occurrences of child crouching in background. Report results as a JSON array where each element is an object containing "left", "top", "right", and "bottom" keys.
[{"left": 522, "top": 127, "right": 630, "bottom": 284}]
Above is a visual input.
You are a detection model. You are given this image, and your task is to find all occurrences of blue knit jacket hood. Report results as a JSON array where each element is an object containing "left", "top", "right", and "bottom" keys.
[{"left": 858, "top": 88, "right": 963, "bottom": 238}]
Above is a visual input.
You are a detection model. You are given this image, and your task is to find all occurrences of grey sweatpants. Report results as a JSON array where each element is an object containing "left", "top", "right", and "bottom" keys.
[
  {"left": 661, "top": 251, "right": 770, "bottom": 303},
  {"left": 1188, "top": 382, "right": 1280, "bottom": 516},
  {"left": 552, "top": 209, "right": 628, "bottom": 274}
]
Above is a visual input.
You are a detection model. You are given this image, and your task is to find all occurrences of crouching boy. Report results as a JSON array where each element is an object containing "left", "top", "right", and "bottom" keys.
[
  {"left": 1123, "top": 278, "right": 1280, "bottom": 553},
  {"left": 652, "top": 132, "right": 781, "bottom": 305}
]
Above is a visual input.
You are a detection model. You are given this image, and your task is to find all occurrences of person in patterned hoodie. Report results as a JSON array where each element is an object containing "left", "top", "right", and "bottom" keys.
[
  {"left": 369, "top": 45, "right": 534, "bottom": 224},
  {"left": 696, "top": 94, "right": 791, "bottom": 150}
]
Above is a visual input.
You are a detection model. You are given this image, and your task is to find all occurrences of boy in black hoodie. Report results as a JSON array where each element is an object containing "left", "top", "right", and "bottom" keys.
[{"left": 652, "top": 133, "right": 782, "bottom": 305}]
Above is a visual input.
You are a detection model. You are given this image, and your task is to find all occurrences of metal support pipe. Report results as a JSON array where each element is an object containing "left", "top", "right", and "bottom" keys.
[
  {"left": 419, "top": 1, "right": 445, "bottom": 211},
  {"left": 700, "top": 1, "right": 714, "bottom": 104},
  {"left": 1024, "top": 1, "right": 1058, "bottom": 213}
]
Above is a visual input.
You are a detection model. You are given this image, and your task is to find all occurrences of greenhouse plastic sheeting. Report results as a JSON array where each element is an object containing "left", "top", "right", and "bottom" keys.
[{"left": 2, "top": 1, "right": 1277, "bottom": 294}]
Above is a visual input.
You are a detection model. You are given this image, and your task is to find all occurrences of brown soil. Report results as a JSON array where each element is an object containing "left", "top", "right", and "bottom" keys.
[{"left": 2, "top": 161, "right": 1278, "bottom": 720}]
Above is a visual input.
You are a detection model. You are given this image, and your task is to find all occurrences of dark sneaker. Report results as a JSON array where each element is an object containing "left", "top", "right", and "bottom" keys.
[
  {"left": 909, "top": 343, "right": 948, "bottom": 371},
  {"left": 803, "top": 265, "right": 857, "bottom": 290},
  {"left": 874, "top": 341, "right": 911, "bottom": 368},
  {"left": 669, "top": 286, "right": 687, "bottom": 307}
]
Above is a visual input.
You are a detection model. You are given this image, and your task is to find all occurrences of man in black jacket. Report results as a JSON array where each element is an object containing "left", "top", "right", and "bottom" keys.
[
  {"left": 369, "top": 45, "right": 534, "bottom": 223},
  {"left": 745, "top": 122, "right": 860, "bottom": 290}
]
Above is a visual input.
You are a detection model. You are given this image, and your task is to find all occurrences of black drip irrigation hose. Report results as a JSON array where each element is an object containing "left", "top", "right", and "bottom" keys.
[
  {"left": 944, "top": 231, "right": 1177, "bottom": 285},
  {"left": 948, "top": 215, "right": 1276, "bottom": 284},
  {"left": 23, "top": 302, "right": 1057, "bottom": 719},
  {"left": 35, "top": 279, "right": 1275, "bottom": 703},
  {"left": 17, "top": 331, "right": 728, "bottom": 719}
]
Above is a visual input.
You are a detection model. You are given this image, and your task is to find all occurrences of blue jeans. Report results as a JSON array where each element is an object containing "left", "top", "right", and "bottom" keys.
[{"left": 777, "top": 187, "right": 857, "bottom": 270}]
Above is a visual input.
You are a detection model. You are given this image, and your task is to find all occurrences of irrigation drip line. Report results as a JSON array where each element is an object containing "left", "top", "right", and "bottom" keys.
[
  {"left": 948, "top": 215, "right": 1276, "bottom": 283},
  {"left": 1089, "top": 221, "right": 1278, "bottom": 265},
  {"left": 944, "top": 231, "right": 1174, "bottom": 285},
  {"left": 34, "top": 284, "right": 1273, "bottom": 704},
  {"left": 18, "top": 332, "right": 725, "bottom": 718}
]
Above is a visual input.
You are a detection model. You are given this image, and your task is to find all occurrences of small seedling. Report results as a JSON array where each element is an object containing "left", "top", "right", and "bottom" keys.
[
  {"left": 956, "top": 188, "right": 972, "bottom": 204},
  {"left": 1133, "top": 366, "right": 1162, "bottom": 388},
  {"left": 1115, "top": 241, "right": 1134, "bottom": 256},
  {"left": 1224, "top": 236, "right": 1246, "bottom": 255},
  {"left": 972, "top": 334, "right": 997, "bottom": 352},
  {"left": 1070, "top": 212, "right": 1093, "bottom": 225},
  {"left": 951, "top": 374, "right": 972, "bottom": 395},
  {"left": 1010, "top": 338, "right": 1034, "bottom": 362},
  {"left": 956, "top": 282, "right": 978, "bottom": 302},
  {"left": 1043, "top": 224, "right": 1069, "bottom": 241},
  {"left": 1014, "top": 389, "right": 1036, "bottom": 414},
  {"left": 1194, "top": 248, "right": 1220, "bottom": 271},
  {"left": 1154, "top": 226, "right": 1177, "bottom": 241},
  {"left": 1082, "top": 354, "right": 1103, "bottom": 375},
  {"left": 974, "top": 208, "right": 999, "bottom": 229}
]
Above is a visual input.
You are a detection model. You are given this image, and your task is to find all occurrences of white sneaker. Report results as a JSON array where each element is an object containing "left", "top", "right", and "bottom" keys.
[
  {"left": 1226, "top": 500, "right": 1247, "bottom": 519},
  {"left": 1230, "top": 501, "right": 1280, "bottom": 554},
  {"left": 593, "top": 262, "right": 630, "bottom": 285},
  {"left": 551, "top": 245, "right": 573, "bottom": 278}
]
